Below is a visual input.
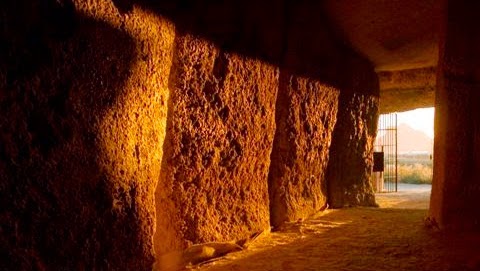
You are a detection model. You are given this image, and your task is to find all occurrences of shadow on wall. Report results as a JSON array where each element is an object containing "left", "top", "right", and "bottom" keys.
[
  {"left": 0, "top": 0, "right": 152, "bottom": 269},
  {"left": 138, "top": 0, "right": 369, "bottom": 250},
  {"left": 0, "top": 0, "right": 380, "bottom": 270},
  {"left": 114, "top": 0, "right": 353, "bottom": 87},
  {"left": 116, "top": 0, "right": 378, "bottom": 250},
  {"left": 113, "top": 0, "right": 285, "bottom": 65}
]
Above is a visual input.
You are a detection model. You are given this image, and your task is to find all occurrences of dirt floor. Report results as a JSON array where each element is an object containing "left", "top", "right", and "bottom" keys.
[
  {"left": 189, "top": 184, "right": 480, "bottom": 271},
  {"left": 375, "top": 183, "right": 432, "bottom": 209}
]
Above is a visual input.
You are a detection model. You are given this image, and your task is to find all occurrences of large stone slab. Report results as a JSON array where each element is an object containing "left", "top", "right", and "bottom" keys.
[
  {"left": 326, "top": 57, "right": 380, "bottom": 208},
  {"left": 268, "top": 72, "right": 339, "bottom": 227},
  {"left": 0, "top": 1, "right": 174, "bottom": 269},
  {"left": 155, "top": 34, "right": 278, "bottom": 255},
  {"left": 429, "top": 0, "right": 480, "bottom": 231}
]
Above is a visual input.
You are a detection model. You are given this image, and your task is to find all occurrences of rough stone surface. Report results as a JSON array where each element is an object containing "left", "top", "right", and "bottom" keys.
[
  {"left": 429, "top": 0, "right": 480, "bottom": 231},
  {"left": 324, "top": 0, "right": 443, "bottom": 71},
  {"left": 326, "top": 57, "right": 380, "bottom": 208},
  {"left": 323, "top": 0, "right": 442, "bottom": 116},
  {"left": 378, "top": 67, "right": 436, "bottom": 113},
  {"left": 2, "top": 0, "right": 454, "bottom": 269},
  {"left": 267, "top": 0, "right": 359, "bottom": 228},
  {"left": 137, "top": 0, "right": 286, "bottom": 67},
  {"left": 268, "top": 72, "right": 339, "bottom": 228},
  {"left": 0, "top": 0, "right": 174, "bottom": 270},
  {"left": 156, "top": 33, "right": 278, "bottom": 255}
]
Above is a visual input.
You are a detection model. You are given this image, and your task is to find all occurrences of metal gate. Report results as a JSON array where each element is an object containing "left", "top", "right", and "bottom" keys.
[{"left": 373, "top": 113, "right": 398, "bottom": 193}]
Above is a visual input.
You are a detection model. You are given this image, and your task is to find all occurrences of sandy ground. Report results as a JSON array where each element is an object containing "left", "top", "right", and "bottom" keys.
[
  {"left": 376, "top": 183, "right": 432, "bottom": 209},
  {"left": 189, "top": 184, "right": 480, "bottom": 271}
]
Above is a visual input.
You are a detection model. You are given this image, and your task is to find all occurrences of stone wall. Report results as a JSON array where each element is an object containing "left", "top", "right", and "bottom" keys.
[
  {"left": 0, "top": 0, "right": 174, "bottom": 270},
  {"left": 326, "top": 57, "right": 379, "bottom": 208},
  {"left": 0, "top": 0, "right": 382, "bottom": 269},
  {"left": 267, "top": 1, "right": 344, "bottom": 227},
  {"left": 378, "top": 67, "right": 436, "bottom": 113},
  {"left": 429, "top": 0, "right": 480, "bottom": 231},
  {"left": 155, "top": 34, "right": 278, "bottom": 255},
  {"left": 269, "top": 72, "right": 338, "bottom": 227}
]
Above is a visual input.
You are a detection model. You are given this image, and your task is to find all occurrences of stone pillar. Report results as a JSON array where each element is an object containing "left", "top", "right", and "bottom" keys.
[
  {"left": 429, "top": 0, "right": 480, "bottom": 230},
  {"left": 326, "top": 57, "right": 380, "bottom": 208},
  {"left": 267, "top": 1, "right": 343, "bottom": 228},
  {"left": 268, "top": 0, "right": 379, "bottom": 226},
  {"left": 0, "top": 1, "right": 174, "bottom": 270},
  {"left": 155, "top": 33, "right": 278, "bottom": 256},
  {"left": 268, "top": 72, "right": 339, "bottom": 228}
]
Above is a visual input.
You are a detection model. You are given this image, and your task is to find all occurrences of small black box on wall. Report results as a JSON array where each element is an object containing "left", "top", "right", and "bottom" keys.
[{"left": 373, "top": 152, "right": 384, "bottom": 172}]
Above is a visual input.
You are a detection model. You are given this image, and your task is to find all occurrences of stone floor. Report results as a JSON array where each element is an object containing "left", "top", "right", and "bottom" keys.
[{"left": 191, "top": 184, "right": 480, "bottom": 271}]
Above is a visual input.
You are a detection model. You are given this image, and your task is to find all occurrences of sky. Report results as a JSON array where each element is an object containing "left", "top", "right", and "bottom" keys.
[{"left": 379, "top": 107, "right": 435, "bottom": 139}]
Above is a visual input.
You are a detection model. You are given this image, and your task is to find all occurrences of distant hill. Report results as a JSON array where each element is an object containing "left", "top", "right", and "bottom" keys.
[{"left": 376, "top": 123, "right": 433, "bottom": 153}]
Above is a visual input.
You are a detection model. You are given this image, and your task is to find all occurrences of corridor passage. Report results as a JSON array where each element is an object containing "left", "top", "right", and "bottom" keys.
[{"left": 195, "top": 185, "right": 480, "bottom": 271}]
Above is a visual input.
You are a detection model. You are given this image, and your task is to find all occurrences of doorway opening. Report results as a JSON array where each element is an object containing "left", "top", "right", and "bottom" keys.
[
  {"left": 374, "top": 107, "right": 434, "bottom": 208},
  {"left": 374, "top": 113, "right": 398, "bottom": 193}
]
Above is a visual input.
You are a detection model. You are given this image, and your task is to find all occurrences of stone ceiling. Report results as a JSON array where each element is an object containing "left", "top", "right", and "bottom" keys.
[{"left": 324, "top": 0, "right": 444, "bottom": 112}]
